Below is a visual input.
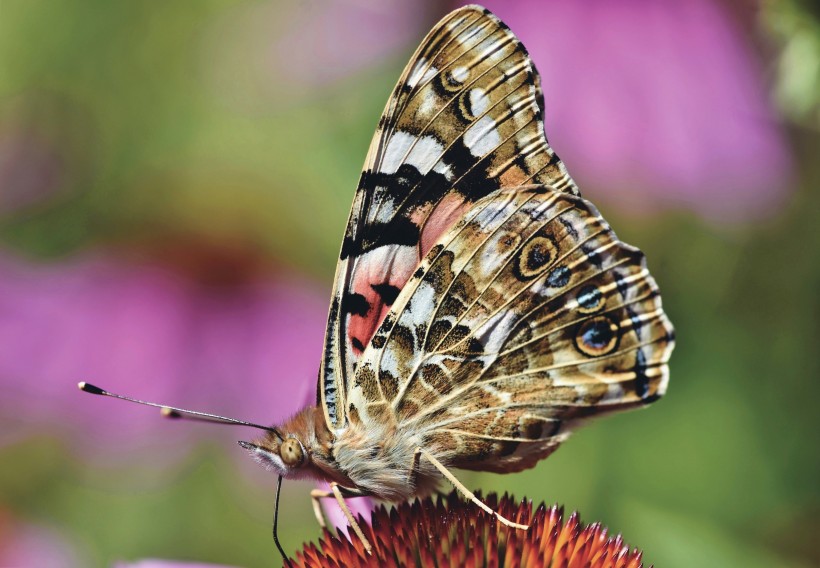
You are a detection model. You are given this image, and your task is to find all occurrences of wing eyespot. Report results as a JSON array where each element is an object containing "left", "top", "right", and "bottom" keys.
[
  {"left": 546, "top": 265, "right": 571, "bottom": 288},
  {"left": 575, "top": 315, "right": 620, "bottom": 357},
  {"left": 576, "top": 284, "right": 605, "bottom": 314},
  {"left": 515, "top": 235, "right": 557, "bottom": 280}
]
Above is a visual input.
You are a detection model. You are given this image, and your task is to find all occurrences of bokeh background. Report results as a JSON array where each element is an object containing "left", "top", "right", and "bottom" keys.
[{"left": 1, "top": 1, "right": 818, "bottom": 566}]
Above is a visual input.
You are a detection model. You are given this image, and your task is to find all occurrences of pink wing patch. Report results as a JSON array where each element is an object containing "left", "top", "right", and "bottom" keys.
[
  {"left": 347, "top": 196, "right": 472, "bottom": 356},
  {"left": 416, "top": 194, "right": 472, "bottom": 257},
  {"left": 346, "top": 244, "right": 416, "bottom": 355}
]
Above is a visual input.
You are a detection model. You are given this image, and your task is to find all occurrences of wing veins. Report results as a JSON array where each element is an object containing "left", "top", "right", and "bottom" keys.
[
  {"left": 486, "top": 331, "right": 669, "bottom": 379},
  {"left": 382, "top": 191, "right": 538, "bottom": 407},
  {"left": 389, "top": 78, "right": 535, "bottom": 254},
  {"left": 384, "top": 87, "right": 543, "bottom": 243},
  {"left": 369, "top": 192, "right": 507, "bottom": 384},
  {"left": 366, "top": 45, "right": 530, "bottom": 241},
  {"left": 367, "top": 86, "right": 562, "bottom": 375},
  {"left": 400, "top": 294, "right": 665, "bottom": 428},
  {"left": 433, "top": 220, "right": 610, "bottom": 355},
  {"left": 371, "top": 12, "right": 492, "bottom": 176},
  {"left": 406, "top": 334, "right": 668, "bottom": 430},
  {"left": 362, "top": 12, "right": 491, "bottom": 240},
  {"left": 419, "top": 403, "right": 557, "bottom": 433},
  {"left": 497, "top": 249, "right": 637, "bottom": 346},
  {"left": 434, "top": 428, "right": 557, "bottom": 443},
  {"left": 427, "top": 196, "right": 575, "bottom": 354},
  {"left": 491, "top": 275, "right": 659, "bottom": 360}
]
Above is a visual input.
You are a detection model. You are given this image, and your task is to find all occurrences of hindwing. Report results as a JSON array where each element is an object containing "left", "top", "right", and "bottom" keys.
[
  {"left": 319, "top": 5, "right": 577, "bottom": 429},
  {"left": 346, "top": 186, "right": 674, "bottom": 472}
]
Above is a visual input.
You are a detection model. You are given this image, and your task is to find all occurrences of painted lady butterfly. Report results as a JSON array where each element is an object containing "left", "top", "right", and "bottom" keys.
[
  {"left": 238, "top": 4, "right": 675, "bottom": 553},
  {"left": 81, "top": 4, "right": 675, "bottom": 559}
]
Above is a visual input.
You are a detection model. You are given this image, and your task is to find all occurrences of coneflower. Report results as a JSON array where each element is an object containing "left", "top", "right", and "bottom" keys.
[{"left": 293, "top": 492, "right": 648, "bottom": 568}]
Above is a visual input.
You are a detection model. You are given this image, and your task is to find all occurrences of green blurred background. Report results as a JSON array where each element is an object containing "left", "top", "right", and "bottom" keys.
[{"left": 1, "top": 1, "right": 818, "bottom": 567}]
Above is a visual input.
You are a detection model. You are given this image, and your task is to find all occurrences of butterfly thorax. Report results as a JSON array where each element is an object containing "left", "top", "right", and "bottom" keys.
[
  {"left": 246, "top": 405, "right": 440, "bottom": 500},
  {"left": 333, "top": 417, "right": 441, "bottom": 502}
]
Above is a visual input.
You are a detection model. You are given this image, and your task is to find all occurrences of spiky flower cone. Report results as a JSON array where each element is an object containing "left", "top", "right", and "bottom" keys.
[{"left": 293, "top": 492, "right": 648, "bottom": 568}]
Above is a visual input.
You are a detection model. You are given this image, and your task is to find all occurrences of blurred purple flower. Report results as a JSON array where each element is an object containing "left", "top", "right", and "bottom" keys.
[
  {"left": 0, "top": 512, "right": 86, "bottom": 567},
  {"left": 0, "top": 250, "right": 325, "bottom": 457},
  {"left": 470, "top": 0, "right": 792, "bottom": 222},
  {"left": 114, "top": 561, "right": 238, "bottom": 568},
  {"left": 270, "top": 0, "right": 430, "bottom": 88}
]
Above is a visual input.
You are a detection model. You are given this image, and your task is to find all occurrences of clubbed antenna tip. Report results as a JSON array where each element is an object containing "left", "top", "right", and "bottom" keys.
[{"left": 78, "top": 381, "right": 105, "bottom": 395}]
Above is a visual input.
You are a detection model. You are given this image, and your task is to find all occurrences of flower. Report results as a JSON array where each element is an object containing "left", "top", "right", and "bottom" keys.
[
  {"left": 0, "top": 248, "right": 326, "bottom": 457},
  {"left": 113, "top": 561, "right": 238, "bottom": 568},
  {"left": 466, "top": 0, "right": 792, "bottom": 223},
  {"left": 293, "top": 492, "right": 648, "bottom": 568},
  {"left": 0, "top": 509, "right": 86, "bottom": 567}
]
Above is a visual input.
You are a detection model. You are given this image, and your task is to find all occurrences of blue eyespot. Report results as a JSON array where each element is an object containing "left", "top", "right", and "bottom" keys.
[
  {"left": 577, "top": 285, "right": 603, "bottom": 311},
  {"left": 546, "top": 266, "right": 570, "bottom": 287},
  {"left": 575, "top": 316, "right": 619, "bottom": 356}
]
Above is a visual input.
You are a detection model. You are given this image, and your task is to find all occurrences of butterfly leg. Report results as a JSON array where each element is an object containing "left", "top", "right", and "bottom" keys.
[
  {"left": 309, "top": 488, "right": 329, "bottom": 528},
  {"left": 309, "top": 483, "right": 373, "bottom": 554},
  {"left": 417, "top": 448, "right": 529, "bottom": 530},
  {"left": 309, "top": 484, "right": 365, "bottom": 528}
]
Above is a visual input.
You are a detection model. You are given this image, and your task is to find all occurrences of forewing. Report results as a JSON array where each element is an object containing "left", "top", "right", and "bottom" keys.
[
  {"left": 320, "top": 5, "right": 578, "bottom": 429},
  {"left": 347, "top": 186, "right": 674, "bottom": 472}
]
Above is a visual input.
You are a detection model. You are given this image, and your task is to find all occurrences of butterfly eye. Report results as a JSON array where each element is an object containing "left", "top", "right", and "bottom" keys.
[{"left": 280, "top": 438, "right": 306, "bottom": 467}]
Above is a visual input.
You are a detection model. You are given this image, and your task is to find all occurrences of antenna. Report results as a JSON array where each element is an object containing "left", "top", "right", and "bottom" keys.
[{"left": 78, "top": 382, "right": 283, "bottom": 440}]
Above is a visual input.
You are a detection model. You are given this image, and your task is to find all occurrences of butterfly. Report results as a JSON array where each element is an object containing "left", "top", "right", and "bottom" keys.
[
  {"left": 235, "top": 3, "right": 674, "bottom": 552},
  {"left": 81, "top": 3, "right": 674, "bottom": 560}
]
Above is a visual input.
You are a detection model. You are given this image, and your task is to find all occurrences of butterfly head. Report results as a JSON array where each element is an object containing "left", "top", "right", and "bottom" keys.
[
  {"left": 239, "top": 434, "right": 308, "bottom": 477},
  {"left": 238, "top": 405, "right": 334, "bottom": 480}
]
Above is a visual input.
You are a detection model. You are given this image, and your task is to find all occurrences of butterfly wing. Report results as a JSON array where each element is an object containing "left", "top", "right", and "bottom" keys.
[
  {"left": 347, "top": 186, "right": 674, "bottom": 472},
  {"left": 320, "top": 5, "right": 578, "bottom": 429}
]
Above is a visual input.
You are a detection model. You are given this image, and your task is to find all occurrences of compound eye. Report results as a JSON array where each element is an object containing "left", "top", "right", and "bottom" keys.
[{"left": 280, "top": 438, "right": 305, "bottom": 467}]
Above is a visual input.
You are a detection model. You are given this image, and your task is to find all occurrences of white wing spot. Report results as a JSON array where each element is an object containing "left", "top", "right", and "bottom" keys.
[
  {"left": 380, "top": 131, "right": 452, "bottom": 179},
  {"left": 380, "top": 349, "right": 402, "bottom": 380},
  {"left": 475, "top": 309, "right": 518, "bottom": 353},
  {"left": 407, "top": 57, "right": 438, "bottom": 89},
  {"left": 380, "top": 132, "right": 413, "bottom": 174},
  {"left": 451, "top": 65, "right": 469, "bottom": 84},
  {"left": 464, "top": 115, "right": 501, "bottom": 157},
  {"left": 433, "top": 160, "right": 454, "bottom": 180},
  {"left": 468, "top": 88, "right": 490, "bottom": 116},
  {"left": 407, "top": 280, "right": 437, "bottom": 330},
  {"left": 410, "top": 136, "right": 447, "bottom": 175}
]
